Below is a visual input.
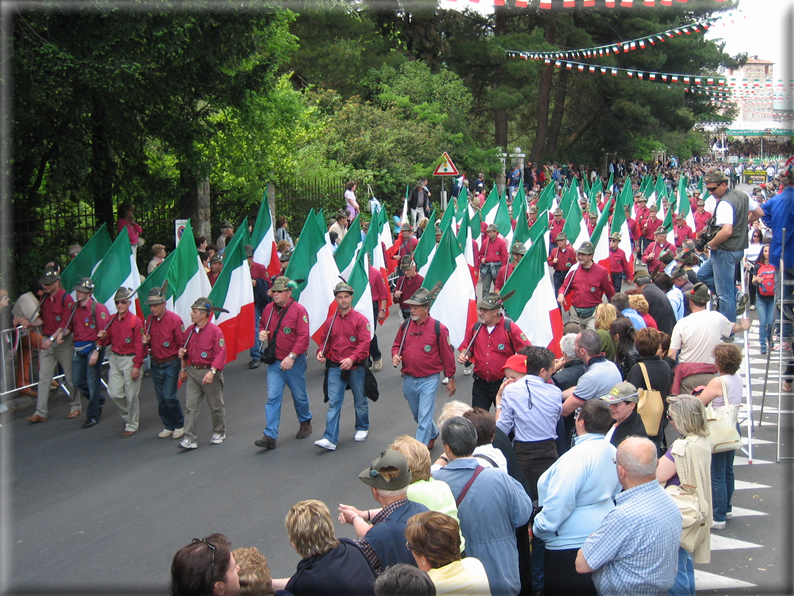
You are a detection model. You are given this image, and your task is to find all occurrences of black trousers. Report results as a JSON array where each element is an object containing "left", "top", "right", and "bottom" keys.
[
  {"left": 611, "top": 273, "right": 623, "bottom": 293},
  {"left": 472, "top": 375, "right": 502, "bottom": 411},
  {"left": 369, "top": 300, "right": 381, "bottom": 360},
  {"left": 514, "top": 438, "right": 558, "bottom": 503},
  {"left": 553, "top": 270, "right": 567, "bottom": 296},
  {"left": 544, "top": 548, "right": 597, "bottom": 596}
]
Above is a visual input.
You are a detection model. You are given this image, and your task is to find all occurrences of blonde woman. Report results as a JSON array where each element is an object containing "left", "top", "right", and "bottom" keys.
[
  {"left": 594, "top": 303, "right": 617, "bottom": 362},
  {"left": 628, "top": 293, "right": 658, "bottom": 330}
]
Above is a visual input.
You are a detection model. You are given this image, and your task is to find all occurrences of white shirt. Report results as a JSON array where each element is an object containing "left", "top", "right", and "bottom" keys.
[
  {"left": 704, "top": 193, "right": 759, "bottom": 227},
  {"left": 670, "top": 310, "right": 733, "bottom": 364}
]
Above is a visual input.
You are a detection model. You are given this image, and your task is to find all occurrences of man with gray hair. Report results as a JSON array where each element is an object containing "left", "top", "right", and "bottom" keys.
[
  {"left": 561, "top": 330, "right": 622, "bottom": 417},
  {"left": 433, "top": 416, "right": 533, "bottom": 596},
  {"left": 575, "top": 437, "right": 681, "bottom": 596},
  {"left": 551, "top": 333, "right": 586, "bottom": 392}
]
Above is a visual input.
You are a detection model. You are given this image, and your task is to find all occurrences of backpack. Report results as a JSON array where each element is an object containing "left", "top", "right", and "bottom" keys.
[{"left": 757, "top": 264, "right": 776, "bottom": 297}]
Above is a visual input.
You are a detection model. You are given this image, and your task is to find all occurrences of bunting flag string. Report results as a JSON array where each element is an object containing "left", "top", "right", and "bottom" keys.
[{"left": 445, "top": 0, "right": 731, "bottom": 9}]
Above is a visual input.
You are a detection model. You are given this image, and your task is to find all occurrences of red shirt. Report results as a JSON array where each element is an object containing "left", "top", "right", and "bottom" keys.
[
  {"left": 40, "top": 288, "right": 74, "bottom": 337},
  {"left": 249, "top": 261, "right": 268, "bottom": 282},
  {"left": 642, "top": 241, "right": 675, "bottom": 274},
  {"left": 479, "top": 236, "right": 508, "bottom": 266},
  {"left": 208, "top": 271, "right": 220, "bottom": 287},
  {"left": 608, "top": 248, "right": 632, "bottom": 279},
  {"left": 625, "top": 217, "right": 640, "bottom": 243},
  {"left": 99, "top": 311, "right": 146, "bottom": 367},
  {"left": 673, "top": 222, "right": 695, "bottom": 247},
  {"left": 258, "top": 298, "right": 310, "bottom": 360},
  {"left": 392, "top": 316, "right": 456, "bottom": 379},
  {"left": 694, "top": 210, "right": 712, "bottom": 233},
  {"left": 549, "top": 218, "right": 566, "bottom": 241},
  {"left": 560, "top": 263, "right": 615, "bottom": 307},
  {"left": 642, "top": 313, "right": 658, "bottom": 330},
  {"left": 117, "top": 219, "right": 143, "bottom": 245},
  {"left": 369, "top": 266, "right": 389, "bottom": 302},
  {"left": 642, "top": 216, "right": 661, "bottom": 240},
  {"left": 547, "top": 246, "right": 577, "bottom": 273},
  {"left": 494, "top": 262, "right": 516, "bottom": 291},
  {"left": 458, "top": 316, "right": 530, "bottom": 381},
  {"left": 68, "top": 299, "right": 110, "bottom": 342},
  {"left": 145, "top": 309, "right": 185, "bottom": 361},
  {"left": 185, "top": 321, "right": 227, "bottom": 370},
  {"left": 394, "top": 273, "right": 424, "bottom": 310},
  {"left": 317, "top": 308, "right": 371, "bottom": 364},
  {"left": 635, "top": 205, "right": 649, "bottom": 225},
  {"left": 397, "top": 236, "right": 419, "bottom": 259},
  {"left": 586, "top": 219, "right": 597, "bottom": 236}
]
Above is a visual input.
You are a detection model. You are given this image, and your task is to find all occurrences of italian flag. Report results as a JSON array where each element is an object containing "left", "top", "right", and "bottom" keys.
[
  {"left": 208, "top": 219, "right": 255, "bottom": 362},
  {"left": 455, "top": 208, "right": 478, "bottom": 284},
  {"left": 493, "top": 194, "right": 514, "bottom": 246},
  {"left": 363, "top": 212, "right": 393, "bottom": 322},
  {"left": 422, "top": 226, "right": 477, "bottom": 349},
  {"left": 590, "top": 200, "right": 612, "bottom": 273},
  {"left": 502, "top": 238, "right": 563, "bottom": 356},
  {"left": 138, "top": 222, "right": 212, "bottom": 326},
  {"left": 285, "top": 210, "right": 340, "bottom": 344},
  {"left": 92, "top": 227, "right": 142, "bottom": 317},
  {"left": 413, "top": 214, "right": 437, "bottom": 277},
  {"left": 563, "top": 196, "right": 588, "bottom": 249},
  {"left": 250, "top": 192, "right": 281, "bottom": 277},
  {"left": 348, "top": 249, "right": 374, "bottom": 331},
  {"left": 610, "top": 189, "right": 635, "bottom": 281},
  {"left": 334, "top": 216, "right": 363, "bottom": 281},
  {"left": 480, "top": 186, "right": 500, "bottom": 224},
  {"left": 61, "top": 223, "right": 113, "bottom": 295}
]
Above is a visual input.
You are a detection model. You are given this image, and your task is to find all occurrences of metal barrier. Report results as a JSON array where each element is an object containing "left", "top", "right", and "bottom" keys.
[{"left": 0, "top": 327, "right": 73, "bottom": 399}]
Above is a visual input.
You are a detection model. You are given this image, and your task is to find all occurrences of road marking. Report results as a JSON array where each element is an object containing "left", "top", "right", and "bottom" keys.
[
  {"left": 734, "top": 480, "right": 771, "bottom": 490},
  {"left": 710, "top": 534, "right": 763, "bottom": 551},
  {"left": 694, "top": 569, "right": 756, "bottom": 590},
  {"left": 734, "top": 456, "right": 774, "bottom": 465},
  {"left": 728, "top": 506, "right": 769, "bottom": 517}
]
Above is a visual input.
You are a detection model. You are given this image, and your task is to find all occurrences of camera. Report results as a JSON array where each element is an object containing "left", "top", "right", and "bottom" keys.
[{"left": 695, "top": 217, "right": 718, "bottom": 252}]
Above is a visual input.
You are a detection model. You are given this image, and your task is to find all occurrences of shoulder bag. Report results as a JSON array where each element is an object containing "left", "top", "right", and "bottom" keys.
[
  {"left": 706, "top": 377, "right": 741, "bottom": 453},
  {"left": 636, "top": 362, "right": 665, "bottom": 436}
]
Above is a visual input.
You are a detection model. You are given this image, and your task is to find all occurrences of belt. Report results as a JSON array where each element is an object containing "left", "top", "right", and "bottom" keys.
[
  {"left": 473, "top": 374, "right": 502, "bottom": 385},
  {"left": 112, "top": 352, "right": 135, "bottom": 357},
  {"left": 152, "top": 356, "right": 179, "bottom": 365},
  {"left": 191, "top": 364, "right": 212, "bottom": 370}
]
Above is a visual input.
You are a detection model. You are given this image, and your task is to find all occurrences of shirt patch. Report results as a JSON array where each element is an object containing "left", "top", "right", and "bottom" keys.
[
  {"left": 100, "top": 312, "right": 107, "bottom": 319},
  {"left": 201, "top": 351, "right": 208, "bottom": 358},
  {"left": 303, "top": 315, "right": 308, "bottom": 323},
  {"left": 349, "top": 336, "right": 357, "bottom": 342},
  {"left": 366, "top": 324, "right": 371, "bottom": 332},
  {"left": 498, "top": 343, "right": 505, "bottom": 350},
  {"left": 89, "top": 324, "right": 95, "bottom": 329},
  {"left": 55, "top": 316, "right": 61, "bottom": 322},
  {"left": 283, "top": 327, "right": 292, "bottom": 335},
  {"left": 180, "top": 325, "right": 185, "bottom": 332},
  {"left": 125, "top": 337, "right": 131, "bottom": 343},
  {"left": 424, "top": 345, "right": 432, "bottom": 352},
  {"left": 520, "top": 333, "right": 527, "bottom": 341},
  {"left": 590, "top": 287, "right": 596, "bottom": 292},
  {"left": 219, "top": 338, "right": 225, "bottom": 347},
  {"left": 163, "top": 341, "right": 170, "bottom": 348}
]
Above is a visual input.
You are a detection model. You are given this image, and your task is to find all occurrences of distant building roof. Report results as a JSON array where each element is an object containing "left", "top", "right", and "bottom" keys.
[{"left": 746, "top": 56, "right": 774, "bottom": 65}]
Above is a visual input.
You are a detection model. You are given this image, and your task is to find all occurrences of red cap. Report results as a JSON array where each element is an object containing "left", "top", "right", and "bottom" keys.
[{"left": 502, "top": 354, "right": 527, "bottom": 374}]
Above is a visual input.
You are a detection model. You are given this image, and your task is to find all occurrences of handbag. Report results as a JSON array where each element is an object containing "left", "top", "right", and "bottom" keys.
[
  {"left": 636, "top": 362, "right": 664, "bottom": 436},
  {"left": 665, "top": 483, "right": 708, "bottom": 552},
  {"left": 261, "top": 302, "right": 293, "bottom": 365},
  {"left": 706, "top": 377, "right": 741, "bottom": 453},
  {"left": 364, "top": 364, "right": 379, "bottom": 402}
]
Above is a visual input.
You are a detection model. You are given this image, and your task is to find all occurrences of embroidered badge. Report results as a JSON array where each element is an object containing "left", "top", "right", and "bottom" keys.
[
  {"left": 163, "top": 341, "right": 170, "bottom": 348},
  {"left": 284, "top": 327, "right": 292, "bottom": 335},
  {"left": 125, "top": 337, "right": 131, "bottom": 343},
  {"left": 100, "top": 312, "right": 107, "bottom": 319},
  {"left": 366, "top": 324, "right": 371, "bottom": 332},
  {"left": 180, "top": 325, "right": 185, "bottom": 332},
  {"left": 219, "top": 338, "right": 225, "bottom": 347},
  {"left": 55, "top": 316, "right": 61, "bottom": 321},
  {"left": 447, "top": 337, "right": 452, "bottom": 344},
  {"left": 590, "top": 287, "right": 596, "bottom": 292},
  {"left": 520, "top": 333, "right": 527, "bottom": 341},
  {"left": 303, "top": 315, "right": 308, "bottom": 323},
  {"left": 424, "top": 345, "right": 432, "bottom": 352},
  {"left": 498, "top": 343, "right": 505, "bottom": 350},
  {"left": 89, "top": 324, "right": 95, "bottom": 329},
  {"left": 201, "top": 351, "right": 208, "bottom": 358},
  {"left": 349, "top": 336, "right": 357, "bottom": 342}
]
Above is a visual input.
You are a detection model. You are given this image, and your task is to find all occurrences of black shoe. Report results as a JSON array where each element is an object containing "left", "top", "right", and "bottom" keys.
[
  {"left": 254, "top": 435, "right": 277, "bottom": 449},
  {"left": 248, "top": 360, "right": 261, "bottom": 369},
  {"left": 82, "top": 419, "right": 98, "bottom": 428},
  {"left": 98, "top": 405, "right": 103, "bottom": 416}
]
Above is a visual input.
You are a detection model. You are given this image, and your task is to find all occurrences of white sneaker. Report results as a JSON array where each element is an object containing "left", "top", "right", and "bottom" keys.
[
  {"left": 355, "top": 430, "right": 369, "bottom": 442},
  {"left": 463, "top": 364, "right": 473, "bottom": 376},
  {"left": 314, "top": 438, "right": 337, "bottom": 451},
  {"left": 725, "top": 511, "right": 733, "bottom": 520},
  {"left": 372, "top": 358, "right": 383, "bottom": 372},
  {"left": 158, "top": 429, "right": 174, "bottom": 438},
  {"left": 711, "top": 520, "right": 726, "bottom": 530},
  {"left": 172, "top": 428, "right": 185, "bottom": 440},
  {"left": 210, "top": 432, "right": 226, "bottom": 445},
  {"left": 442, "top": 376, "right": 449, "bottom": 385},
  {"left": 178, "top": 439, "right": 198, "bottom": 450}
]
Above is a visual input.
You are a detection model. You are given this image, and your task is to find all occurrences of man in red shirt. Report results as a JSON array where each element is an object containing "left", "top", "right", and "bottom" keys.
[
  {"left": 254, "top": 276, "right": 313, "bottom": 450},
  {"left": 495, "top": 242, "right": 526, "bottom": 291},
  {"left": 26, "top": 269, "right": 79, "bottom": 423},
  {"left": 394, "top": 223, "right": 419, "bottom": 261},
  {"left": 586, "top": 212, "right": 598, "bottom": 236},
  {"left": 693, "top": 199, "right": 712, "bottom": 237},
  {"left": 457, "top": 292, "right": 531, "bottom": 411},
  {"left": 640, "top": 204, "right": 661, "bottom": 253},
  {"left": 207, "top": 254, "right": 223, "bottom": 287},
  {"left": 478, "top": 223, "right": 508, "bottom": 296},
  {"left": 527, "top": 205, "right": 539, "bottom": 227},
  {"left": 177, "top": 297, "right": 228, "bottom": 450},
  {"left": 557, "top": 241, "right": 615, "bottom": 329},
  {"left": 623, "top": 204, "right": 640, "bottom": 258},
  {"left": 315, "top": 282, "right": 372, "bottom": 451},
  {"left": 608, "top": 232, "right": 633, "bottom": 293},
  {"left": 65, "top": 277, "right": 109, "bottom": 428},
  {"left": 246, "top": 244, "right": 271, "bottom": 369},
  {"left": 393, "top": 256, "right": 424, "bottom": 320},
  {"left": 97, "top": 287, "right": 146, "bottom": 437},
  {"left": 392, "top": 287, "right": 457, "bottom": 447},
  {"left": 548, "top": 232, "right": 577, "bottom": 295},
  {"left": 369, "top": 264, "right": 390, "bottom": 371},
  {"left": 549, "top": 208, "right": 566, "bottom": 248},
  {"left": 141, "top": 285, "right": 186, "bottom": 439},
  {"left": 634, "top": 196, "right": 650, "bottom": 252},
  {"left": 642, "top": 227, "right": 676, "bottom": 274},
  {"left": 673, "top": 214, "right": 695, "bottom": 248}
]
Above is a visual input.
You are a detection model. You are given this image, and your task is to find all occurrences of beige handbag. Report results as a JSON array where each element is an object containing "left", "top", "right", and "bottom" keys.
[
  {"left": 637, "top": 362, "right": 664, "bottom": 436},
  {"left": 665, "top": 483, "right": 708, "bottom": 552},
  {"left": 706, "top": 378, "right": 741, "bottom": 453}
]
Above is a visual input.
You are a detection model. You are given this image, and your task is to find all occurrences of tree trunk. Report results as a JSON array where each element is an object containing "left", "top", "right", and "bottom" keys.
[
  {"left": 567, "top": 105, "right": 602, "bottom": 149},
  {"left": 89, "top": 98, "right": 115, "bottom": 231},
  {"left": 529, "top": 16, "right": 556, "bottom": 165},
  {"left": 179, "top": 167, "right": 211, "bottom": 241},
  {"left": 544, "top": 68, "right": 571, "bottom": 159}
]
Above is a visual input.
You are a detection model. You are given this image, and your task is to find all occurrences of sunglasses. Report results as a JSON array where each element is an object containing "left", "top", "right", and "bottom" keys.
[
  {"left": 191, "top": 538, "right": 216, "bottom": 569},
  {"left": 115, "top": 300, "right": 129, "bottom": 305}
]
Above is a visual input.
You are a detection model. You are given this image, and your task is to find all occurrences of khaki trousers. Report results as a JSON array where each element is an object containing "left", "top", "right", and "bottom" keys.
[
  {"left": 36, "top": 337, "right": 79, "bottom": 417},
  {"left": 184, "top": 367, "right": 225, "bottom": 442},
  {"left": 107, "top": 353, "right": 143, "bottom": 432}
]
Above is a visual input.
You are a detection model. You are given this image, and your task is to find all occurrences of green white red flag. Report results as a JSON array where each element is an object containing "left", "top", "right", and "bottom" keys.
[
  {"left": 334, "top": 216, "right": 362, "bottom": 281},
  {"left": 250, "top": 193, "right": 281, "bottom": 277},
  {"left": 590, "top": 201, "right": 612, "bottom": 273},
  {"left": 61, "top": 223, "right": 113, "bottom": 295},
  {"left": 610, "top": 189, "right": 635, "bottom": 281},
  {"left": 91, "top": 227, "right": 142, "bottom": 316},
  {"left": 347, "top": 249, "right": 374, "bottom": 331}
]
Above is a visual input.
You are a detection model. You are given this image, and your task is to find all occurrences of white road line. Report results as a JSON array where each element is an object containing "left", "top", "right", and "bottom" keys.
[
  {"left": 734, "top": 480, "right": 771, "bottom": 490},
  {"left": 728, "top": 506, "right": 769, "bottom": 517},
  {"left": 710, "top": 534, "right": 763, "bottom": 551},
  {"left": 694, "top": 569, "right": 756, "bottom": 590}
]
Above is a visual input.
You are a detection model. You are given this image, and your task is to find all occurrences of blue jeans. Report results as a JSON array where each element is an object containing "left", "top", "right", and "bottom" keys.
[
  {"left": 697, "top": 248, "right": 744, "bottom": 323},
  {"left": 265, "top": 354, "right": 312, "bottom": 440},
  {"left": 250, "top": 304, "right": 263, "bottom": 360},
  {"left": 323, "top": 365, "right": 368, "bottom": 445},
  {"left": 669, "top": 547, "right": 695, "bottom": 596},
  {"left": 73, "top": 348, "right": 105, "bottom": 421},
  {"left": 402, "top": 373, "right": 440, "bottom": 445},
  {"left": 756, "top": 295, "right": 775, "bottom": 347},
  {"left": 151, "top": 359, "right": 184, "bottom": 430},
  {"left": 711, "top": 445, "right": 737, "bottom": 522}
]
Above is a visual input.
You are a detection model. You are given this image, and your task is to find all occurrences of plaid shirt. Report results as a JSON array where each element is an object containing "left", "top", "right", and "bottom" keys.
[{"left": 354, "top": 498, "right": 409, "bottom": 573}]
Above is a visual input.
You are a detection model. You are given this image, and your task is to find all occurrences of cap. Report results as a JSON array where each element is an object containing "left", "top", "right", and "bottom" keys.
[
  {"left": 244, "top": 244, "right": 254, "bottom": 257},
  {"left": 670, "top": 267, "right": 688, "bottom": 280},
  {"left": 655, "top": 226, "right": 668, "bottom": 235},
  {"left": 634, "top": 268, "right": 651, "bottom": 283},
  {"left": 693, "top": 188, "right": 701, "bottom": 195},
  {"left": 704, "top": 169, "right": 729, "bottom": 185},
  {"left": 209, "top": 254, "right": 223, "bottom": 265},
  {"left": 333, "top": 281, "right": 354, "bottom": 295},
  {"left": 73, "top": 277, "right": 94, "bottom": 294},
  {"left": 219, "top": 220, "right": 233, "bottom": 230},
  {"left": 404, "top": 287, "right": 433, "bottom": 307},
  {"left": 609, "top": 232, "right": 622, "bottom": 241},
  {"left": 68, "top": 244, "right": 82, "bottom": 257},
  {"left": 270, "top": 276, "right": 293, "bottom": 292},
  {"left": 279, "top": 250, "right": 292, "bottom": 263},
  {"left": 637, "top": 196, "right": 647, "bottom": 202},
  {"left": 553, "top": 207, "right": 563, "bottom": 216},
  {"left": 39, "top": 269, "right": 60, "bottom": 285},
  {"left": 335, "top": 210, "right": 349, "bottom": 221},
  {"left": 528, "top": 206, "right": 537, "bottom": 214},
  {"left": 114, "top": 287, "right": 135, "bottom": 302},
  {"left": 687, "top": 282, "right": 711, "bottom": 305},
  {"left": 486, "top": 223, "right": 499, "bottom": 233},
  {"left": 191, "top": 297, "right": 213, "bottom": 312},
  {"left": 400, "top": 222, "right": 413, "bottom": 232},
  {"left": 589, "top": 212, "right": 598, "bottom": 219},
  {"left": 145, "top": 286, "right": 167, "bottom": 305},
  {"left": 477, "top": 292, "right": 504, "bottom": 310},
  {"left": 555, "top": 232, "right": 568, "bottom": 242},
  {"left": 696, "top": 199, "right": 705, "bottom": 206},
  {"left": 510, "top": 242, "right": 527, "bottom": 256},
  {"left": 675, "top": 213, "right": 685, "bottom": 220},
  {"left": 358, "top": 449, "right": 412, "bottom": 490},
  {"left": 600, "top": 381, "right": 639, "bottom": 404},
  {"left": 577, "top": 241, "right": 595, "bottom": 255},
  {"left": 434, "top": 224, "right": 442, "bottom": 236},
  {"left": 649, "top": 204, "right": 658, "bottom": 212},
  {"left": 502, "top": 354, "right": 527, "bottom": 374},
  {"left": 399, "top": 255, "right": 415, "bottom": 271}
]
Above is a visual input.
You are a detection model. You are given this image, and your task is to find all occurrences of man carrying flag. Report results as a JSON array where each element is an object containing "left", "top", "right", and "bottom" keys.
[
  {"left": 254, "top": 276, "right": 313, "bottom": 451},
  {"left": 608, "top": 233, "right": 633, "bottom": 293},
  {"left": 246, "top": 244, "right": 271, "bottom": 370},
  {"left": 391, "top": 284, "right": 456, "bottom": 449},
  {"left": 369, "top": 262, "right": 389, "bottom": 372},
  {"left": 141, "top": 284, "right": 185, "bottom": 440},
  {"left": 478, "top": 223, "right": 508, "bottom": 297},
  {"left": 494, "top": 243, "right": 527, "bottom": 292},
  {"left": 548, "top": 233, "right": 577, "bottom": 295},
  {"left": 557, "top": 241, "right": 615, "bottom": 330},
  {"left": 642, "top": 227, "right": 676, "bottom": 275},
  {"left": 393, "top": 256, "right": 424, "bottom": 321}
]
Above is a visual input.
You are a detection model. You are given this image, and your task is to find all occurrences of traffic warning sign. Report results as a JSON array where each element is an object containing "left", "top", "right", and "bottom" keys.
[{"left": 433, "top": 152, "right": 459, "bottom": 176}]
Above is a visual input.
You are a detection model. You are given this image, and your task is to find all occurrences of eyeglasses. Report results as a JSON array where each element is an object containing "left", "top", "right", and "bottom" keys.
[
  {"left": 705, "top": 185, "right": 721, "bottom": 192},
  {"left": 612, "top": 455, "right": 618, "bottom": 464},
  {"left": 405, "top": 541, "right": 413, "bottom": 552},
  {"left": 115, "top": 300, "right": 129, "bottom": 305},
  {"left": 192, "top": 538, "right": 216, "bottom": 568}
]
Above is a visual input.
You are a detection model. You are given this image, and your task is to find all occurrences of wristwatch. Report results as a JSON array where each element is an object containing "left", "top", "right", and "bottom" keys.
[
  {"left": 288, "top": 353, "right": 296, "bottom": 360},
  {"left": 210, "top": 367, "right": 218, "bottom": 375}
]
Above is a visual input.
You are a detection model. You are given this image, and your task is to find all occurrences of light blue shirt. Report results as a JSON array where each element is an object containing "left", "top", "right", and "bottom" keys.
[
  {"left": 573, "top": 356, "right": 623, "bottom": 402},
  {"left": 582, "top": 480, "right": 681, "bottom": 596},
  {"left": 666, "top": 287, "right": 685, "bottom": 321},
  {"left": 433, "top": 458, "right": 533, "bottom": 596},
  {"left": 496, "top": 374, "right": 562, "bottom": 442},
  {"left": 533, "top": 433, "right": 621, "bottom": 550},
  {"left": 622, "top": 308, "right": 647, "bottom": 331}
]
